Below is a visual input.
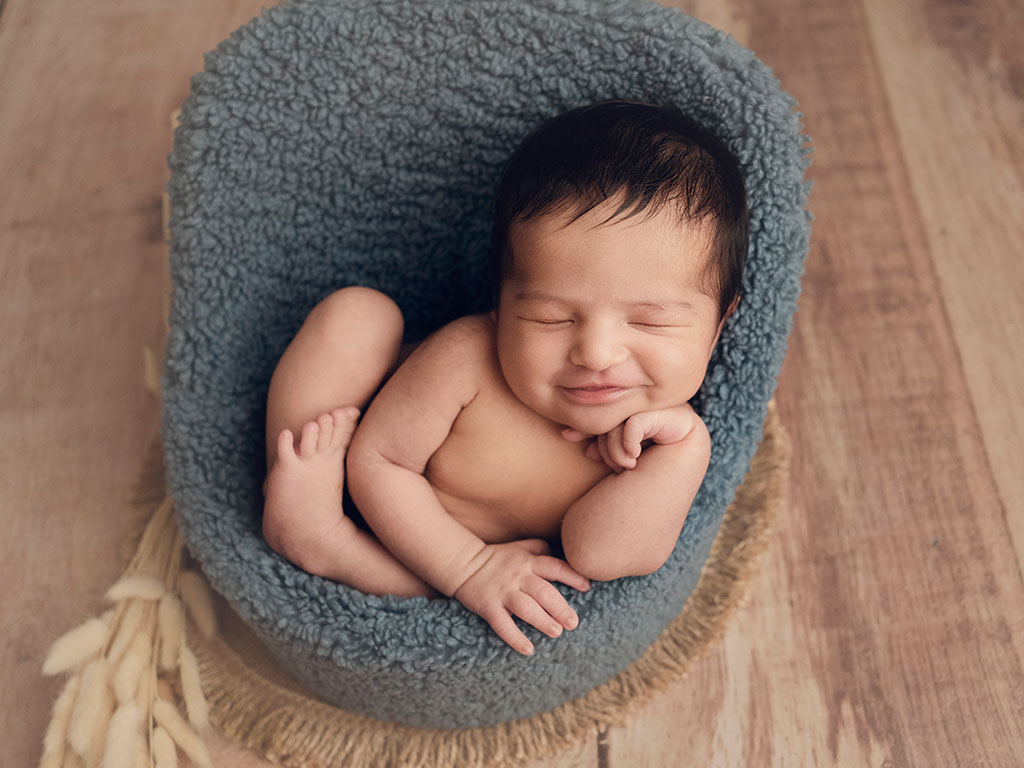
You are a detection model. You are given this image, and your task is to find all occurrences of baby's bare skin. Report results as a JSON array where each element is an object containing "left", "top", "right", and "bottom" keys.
[
  {"left": 423, "top": 316, "right": 611, "bottom": 544},
  {"left": 263, "top": 316, "right": 607, "bottom": 588},
  {"left": 264, "top": 199, "right": 729, "bottom": 656}
]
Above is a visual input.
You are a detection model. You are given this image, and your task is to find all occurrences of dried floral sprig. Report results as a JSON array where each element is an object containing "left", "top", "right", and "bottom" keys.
[{"left": 40, "top": 497, "right": 217, "bottom": 768}]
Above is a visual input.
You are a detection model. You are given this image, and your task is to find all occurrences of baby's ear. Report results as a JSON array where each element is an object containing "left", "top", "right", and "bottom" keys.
[
  {"left": 710, "top": 295, "right": 740, "bottom": 352},
  {"left": 724, "top": 293, "right": 740, "bottom": 320}
]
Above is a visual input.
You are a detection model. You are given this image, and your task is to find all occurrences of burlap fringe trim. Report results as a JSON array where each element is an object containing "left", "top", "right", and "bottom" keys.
[{"left": 128, "top": 401, "right": 787, "bottom": 768}]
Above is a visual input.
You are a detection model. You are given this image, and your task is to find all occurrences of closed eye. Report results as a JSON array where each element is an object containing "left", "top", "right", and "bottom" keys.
[
  {"left": 630, "top": 322, "right": 675, "bottom": 329},
  {"left": 520, "top": 317, "right": 572, "bottom": 326}
]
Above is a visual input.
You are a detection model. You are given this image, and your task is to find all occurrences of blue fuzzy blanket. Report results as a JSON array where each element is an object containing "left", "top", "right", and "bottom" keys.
[{"left": 163, "top": 0, "right": 810, "bottom": 728}]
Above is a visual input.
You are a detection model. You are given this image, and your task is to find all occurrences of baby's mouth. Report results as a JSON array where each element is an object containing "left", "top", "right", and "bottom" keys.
[{"left": 559, "top": 385, "right": 631, "bottom": 405}]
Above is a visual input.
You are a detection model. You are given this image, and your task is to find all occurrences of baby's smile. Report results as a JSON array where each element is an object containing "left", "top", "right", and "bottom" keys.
[{"left": 558, "top": 384, "right": 634, "bottom": 406}]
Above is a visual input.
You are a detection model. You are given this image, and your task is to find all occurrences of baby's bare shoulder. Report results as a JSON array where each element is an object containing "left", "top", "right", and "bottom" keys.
[
  {"left": 384, "top": 314, "right": 497, "bottom": 409},
  {"left": 413, "top": 313, "right": 496, "bottom": 368}
]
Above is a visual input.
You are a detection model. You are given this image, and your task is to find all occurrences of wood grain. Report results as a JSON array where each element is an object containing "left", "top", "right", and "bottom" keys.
[
  {"left": 608, "top": 0, "right": 1024, "bottom": 765},
  {"left": 3, "top": 0, "right": 1024, "bottom": 766},
  {"left": 0, "top": 2, "right": 267, "bottom": 767},
  {"left": 861, "top": 0, "right": 1024, "bottom": 584}
]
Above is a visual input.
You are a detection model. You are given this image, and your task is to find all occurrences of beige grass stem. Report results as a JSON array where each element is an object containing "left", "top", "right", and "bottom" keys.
[
  {"left": 177, "top": 571, "right": 216, "bottom": 639},
  {"left": 106, "top": 575, "right": 166, "bottom": 603}
]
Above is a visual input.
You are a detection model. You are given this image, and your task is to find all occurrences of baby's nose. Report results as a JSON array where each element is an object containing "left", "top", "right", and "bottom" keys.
[{"left": 568, "top": 324, "right": 629, "bottom": 370}]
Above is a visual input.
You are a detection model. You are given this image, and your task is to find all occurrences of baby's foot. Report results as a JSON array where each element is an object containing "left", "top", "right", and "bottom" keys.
[{"left": 263, "top": 407, "right": 360, "bottom": 572}]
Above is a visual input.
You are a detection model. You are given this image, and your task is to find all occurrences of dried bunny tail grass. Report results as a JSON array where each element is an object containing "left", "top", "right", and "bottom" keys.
[
  {"left": 87, "top": 672, "right": 115, "bottom": 768},
  {"left": 157, "top": 595, "right": 184, "bottom": 671},
  {"left": 43, "top": 618, "right": 110, "bottom": 676},
  {"left": 107, "top": 601, "right": 145, "bottom": 666},
  {"left": 153, "top": 699, "right": 211, "bottom": 768},
  {"left": 178, "top": 646, "right": 209, "bottom": 730},
  {"left": 134, "top": 664, "right": 154, "bottom": 713},
  {"left": 40, "top": 674, "right": 81, "bottom": 768},
  {"left": 114, "top": 632, "right": 152, "bottom": 705},
  {"left": 62, "top": 751, "right": 86, "bottom": 768},
  {"left": 177, "top": 571, "right": 216, "bottom": 639},
  {"left": 106, "top": 575, "right": 166, "bottom": 603},
  {"left": 100, "top": 702, "right": 143, "bottom": 768},
  {"left": 67, "top": 659, "right": 111, "bottom": 759},
  {"left": 152, "top": 726, "right": 178, "bottom": 768},
  {"left": 157, "top": 679, "right": 177, "bottom": 704}
]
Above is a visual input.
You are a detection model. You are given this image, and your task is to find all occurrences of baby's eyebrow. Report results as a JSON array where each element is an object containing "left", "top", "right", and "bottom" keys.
[
  {"left": 510, "top": 290, "right": 564, "bottom": 303},
  {"left": 631, "top": 299, "right": 698, "bottom": 313}
]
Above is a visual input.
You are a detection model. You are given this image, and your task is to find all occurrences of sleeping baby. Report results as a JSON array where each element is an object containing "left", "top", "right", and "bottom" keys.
[{"left": 261, "top": 99, "right": 747, "bottom": 656}]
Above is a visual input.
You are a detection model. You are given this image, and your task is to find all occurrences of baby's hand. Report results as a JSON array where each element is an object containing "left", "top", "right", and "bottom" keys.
[
  {"left": 452, "top": 539, "right": 591, "bottom": 656},
  {"left": 562, "top": 404, "right": 699, "bottom": 472}
]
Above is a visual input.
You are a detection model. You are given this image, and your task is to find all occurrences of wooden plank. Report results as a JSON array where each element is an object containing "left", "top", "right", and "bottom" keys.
[
  {"left": 862, "top": 0, "right": 1024, "bottom": 583},
  {"left": 604, "top": 0, "right": 1024, "bottom": 765},
  {"left": 0, "top": 1, "right": 270, "bottom": 766}
]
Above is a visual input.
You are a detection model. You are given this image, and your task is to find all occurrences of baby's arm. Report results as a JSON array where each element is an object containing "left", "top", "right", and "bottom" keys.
[
  {"left": 559, "top": 404, "right": 710, "bottom": 582},
  {"left": 347, "top": 317, "right": 590, "bottom": 655}
]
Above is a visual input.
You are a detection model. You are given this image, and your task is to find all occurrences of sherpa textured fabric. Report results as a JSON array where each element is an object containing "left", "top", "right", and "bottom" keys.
[{"left": 163, "top": 0, "right": 811, "bottom": 729}]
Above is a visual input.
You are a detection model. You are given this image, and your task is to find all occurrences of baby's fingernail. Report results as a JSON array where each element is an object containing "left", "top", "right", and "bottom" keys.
[
  {"left": 568, "top": 615, "right": 579, "bottom": 629},
  {"left": 524, "top": 643, "right": 534, "bottom": 655}
]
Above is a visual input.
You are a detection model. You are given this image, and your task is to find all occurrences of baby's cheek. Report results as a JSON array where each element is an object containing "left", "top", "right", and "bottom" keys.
[{"left": 661, "top": 348, "right": 710, "bottom": 398}]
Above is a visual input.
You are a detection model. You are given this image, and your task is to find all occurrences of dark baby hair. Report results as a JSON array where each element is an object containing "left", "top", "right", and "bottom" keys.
[{"left": 489, "top": 99, "right": 749, "bottom": 321}]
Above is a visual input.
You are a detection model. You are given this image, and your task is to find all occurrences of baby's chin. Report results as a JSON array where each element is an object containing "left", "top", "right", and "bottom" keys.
[{"left": 551, "top": 407, "right": 634, "bottom": 438}]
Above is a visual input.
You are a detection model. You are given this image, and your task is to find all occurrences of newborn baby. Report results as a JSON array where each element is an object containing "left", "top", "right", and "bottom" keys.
[{"left": 262, "top": 100, "right": 747, "bottom": 656}]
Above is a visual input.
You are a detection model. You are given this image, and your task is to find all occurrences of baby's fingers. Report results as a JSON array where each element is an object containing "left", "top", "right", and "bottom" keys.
[
  {"left": 535, "top": 555, "right": 591, "bottom": 594},
  {"left": 622, "top": 417, "right": 646, "bottom": 461},
  {"left": 509, "top": 590, "right": 566, "bottom": 639},
  {"left": 597, "top": 433, "right": 626, "bottom": 472},
  {"left": 522, "top": 575, "right": 580, "bottom": 631},
  {"left": 606, "top": 427, "right": 636, "bottom": 469},
  {"left": 560, "top": 427, "right": 589, "bottom": 442},
  {"left": 483, "top": 606, "right": 536, "bottom": 656},
  {"left": 516, "top": 537, "right": 552, "bottom": 556}
]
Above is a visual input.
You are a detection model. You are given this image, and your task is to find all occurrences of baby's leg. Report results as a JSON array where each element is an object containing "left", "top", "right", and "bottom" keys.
[{"left": 263, "top": 286, "right": 438, "bottom": 598}]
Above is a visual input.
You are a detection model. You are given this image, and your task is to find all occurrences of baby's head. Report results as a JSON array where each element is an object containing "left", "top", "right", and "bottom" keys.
[{"left": 488, "top": 100, "right": 749, "bottom": 436}]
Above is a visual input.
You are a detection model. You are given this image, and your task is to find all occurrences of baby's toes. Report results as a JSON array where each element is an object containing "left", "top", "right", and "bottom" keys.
[
  {"left": 276, "top": 428, "right": 297, "bottom": 464},
  {"left": 298, "top": 420, "right": 320, "bottom": 458},
  {"left": 328, "top": 407, "right": 360, "bottom": 450},
  {"left": 315, "top": 412, "right": 335, "bottom": 452}
]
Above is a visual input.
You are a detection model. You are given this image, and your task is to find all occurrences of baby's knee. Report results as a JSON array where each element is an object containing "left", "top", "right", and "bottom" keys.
[{"left": 316, "top": 286, "right": 404, "bottom": 343}]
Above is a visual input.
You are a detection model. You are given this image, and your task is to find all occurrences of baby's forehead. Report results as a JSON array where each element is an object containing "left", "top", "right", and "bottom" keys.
[
  {"left": 508, "top": 208, "right": 715, "bottom": 274},
  {"left": 511, "top": 195, "right": 716, "bottom": 250}
]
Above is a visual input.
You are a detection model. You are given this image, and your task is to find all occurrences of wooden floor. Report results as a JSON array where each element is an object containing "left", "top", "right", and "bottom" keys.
[{"left": 3, "top": 0, "right": 1023, "bottom": 765}]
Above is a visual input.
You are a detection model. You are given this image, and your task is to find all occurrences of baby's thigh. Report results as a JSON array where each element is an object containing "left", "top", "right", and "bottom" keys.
[{"left": 266, "top": 286, "right": 406, "bottom": 463}]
